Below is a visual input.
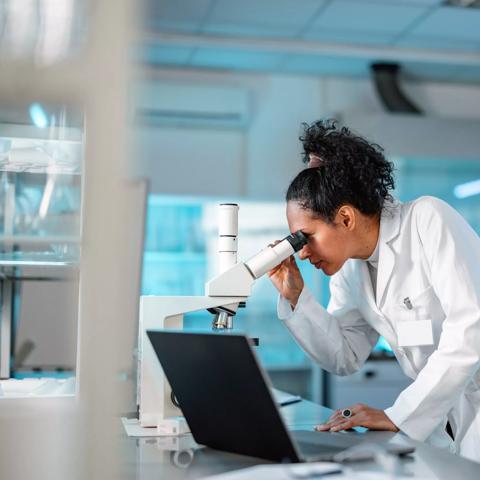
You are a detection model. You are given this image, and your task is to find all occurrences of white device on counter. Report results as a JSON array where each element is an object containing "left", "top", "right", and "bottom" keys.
[{"left": 137, "top": 203, "right": 307, "bottom": 433}]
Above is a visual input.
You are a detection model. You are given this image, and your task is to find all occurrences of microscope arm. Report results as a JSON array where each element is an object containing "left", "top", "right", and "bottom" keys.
[
  {"left": 205, "top": 230, "right": 308, "bottom": 298},
  {"left": 205, "top": 263, "right": 254, "bottom": 297}
]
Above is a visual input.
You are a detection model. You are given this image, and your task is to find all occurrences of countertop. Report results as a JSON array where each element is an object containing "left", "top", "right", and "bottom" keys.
[{"left": 120, "top": 397, "right": 480, "bottom": 479}]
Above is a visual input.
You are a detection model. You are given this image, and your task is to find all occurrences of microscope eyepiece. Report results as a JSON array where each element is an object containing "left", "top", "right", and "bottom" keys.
[{"left": 284, "top": 231, "right": 308, "bottom": 253}]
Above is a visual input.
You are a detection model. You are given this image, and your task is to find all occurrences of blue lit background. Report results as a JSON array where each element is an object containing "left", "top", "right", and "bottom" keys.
[{"left": 141, "top": 155, "right": 480, "bottom": 369}]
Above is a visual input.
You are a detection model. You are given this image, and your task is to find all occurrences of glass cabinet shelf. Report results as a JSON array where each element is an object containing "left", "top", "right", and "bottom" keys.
[
  {"left": 1, "top": 235, "right": 80, "bottom": 244},
  {"left": 0, "top": 125, "right": 83, "bottom": 175},
  {"left": 0, "top": 124, "right": 82, "bottom": 143},
  {"left": 0, "top": 111, "right": 83, "bottom": 380},
  {"left": 0, "top": 122, "right": 82, "bottom": 266},
  {"left": 0, "top": 251, "right": 79, "bottom": 268}
]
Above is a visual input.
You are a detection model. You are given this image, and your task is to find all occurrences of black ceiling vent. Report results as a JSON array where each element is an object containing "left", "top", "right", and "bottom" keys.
[
  {"left": 371, "top": 63, "right": 422, "bottom": 114},
  {"left": 445, "top": 0, "right": 480, "bottom": 8}
]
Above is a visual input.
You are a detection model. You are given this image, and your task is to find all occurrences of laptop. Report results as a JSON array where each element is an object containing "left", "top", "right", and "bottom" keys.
[{"left": 146, "top": 330, "right": 414, "bottom": 463}]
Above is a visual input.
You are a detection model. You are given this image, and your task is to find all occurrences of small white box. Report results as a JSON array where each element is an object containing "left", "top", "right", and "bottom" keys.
[{"left": 156, "top": 416, "right": 190, "bottom": 436}]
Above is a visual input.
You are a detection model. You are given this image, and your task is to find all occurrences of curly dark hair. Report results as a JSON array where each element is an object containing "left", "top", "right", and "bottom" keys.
[{"left": 287, "top": 119, "right": 395, "bottom": 222}]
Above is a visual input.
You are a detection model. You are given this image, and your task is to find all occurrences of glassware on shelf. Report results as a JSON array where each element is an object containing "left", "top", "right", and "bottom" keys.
[
  {"left": 0, "top": 100, "right": 83, "bottom": 253},
  {"left": 0, "top": 102, "right": 83, "bottom": 384}
]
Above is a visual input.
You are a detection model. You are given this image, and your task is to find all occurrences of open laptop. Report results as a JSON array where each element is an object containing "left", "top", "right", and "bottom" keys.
[{"left": 146, "top": 330, "right": 414, "bottom": 463}]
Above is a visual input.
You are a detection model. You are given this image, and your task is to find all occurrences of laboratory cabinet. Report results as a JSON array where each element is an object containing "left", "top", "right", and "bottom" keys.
[
  {"left": 327, "top": 359, "right": 412, "bottom": 411},
  {"left": 0, "top": 115, "right": 82, "bottom": 396}
]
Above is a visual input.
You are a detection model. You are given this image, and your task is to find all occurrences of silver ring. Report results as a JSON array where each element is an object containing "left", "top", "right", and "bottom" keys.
[{"left": 341, "top": 408, "right": 352, "bottom": 419}]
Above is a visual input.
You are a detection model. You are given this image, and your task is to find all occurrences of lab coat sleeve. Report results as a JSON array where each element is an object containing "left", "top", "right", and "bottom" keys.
[
  {"left": 277, "top": 272, "right": 379, "bottom": 376},
  {"left": 385, "top": 197, "right": 480, "bottom": 441}
]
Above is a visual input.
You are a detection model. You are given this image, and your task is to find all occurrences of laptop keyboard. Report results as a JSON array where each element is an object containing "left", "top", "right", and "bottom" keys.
[{"left": 297, "top": 441, "right": 344, "bottom": 456}]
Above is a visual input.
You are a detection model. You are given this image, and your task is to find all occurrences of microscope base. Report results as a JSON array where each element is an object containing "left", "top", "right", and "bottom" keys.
[
  {"left": 157, "top": 416, "right": 190, "bottom": 436},
  {"left": 122, "top": 416, "right": 190, "bottom": 437}
]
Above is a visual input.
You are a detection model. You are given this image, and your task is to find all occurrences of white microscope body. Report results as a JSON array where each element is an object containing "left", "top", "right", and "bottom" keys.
[{"left": 137, "top": 204, "right": 307, "bottom": 433}]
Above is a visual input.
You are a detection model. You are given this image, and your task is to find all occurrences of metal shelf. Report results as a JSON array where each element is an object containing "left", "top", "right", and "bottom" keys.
[
  {"left": 0, "top": 235, "right": 80, "bottom": 245},
  {"left": 0, "top": 123, "right": 83, "bottom": 174},
  {"left": 0, "top": 124, "right": 83, "bottom": 143},
  {"left": 0, "top": 252, "right": 79, "bottom": 268},
  {"left": 0, "top": 260, "right": 78, "bottom": 268}
]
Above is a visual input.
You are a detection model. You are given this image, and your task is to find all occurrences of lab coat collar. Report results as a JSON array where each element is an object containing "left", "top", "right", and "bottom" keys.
[
  {"left": 359, "top": 260, "right": 398, "bottom": 346},
  {"left": 379, "top": 198, "right": 402, "bottom": 243},
  {"left": 376, "top": 198, "right": 402, "bottom": 307}
]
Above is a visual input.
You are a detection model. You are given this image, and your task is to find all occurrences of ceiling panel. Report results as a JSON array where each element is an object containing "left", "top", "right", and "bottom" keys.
[
  {"left": 359, "top": 0, "right": 442, "bottom": 4},
  {"left": 203, "top": 23, "right": 313, "bottom": 39},
  {"left": 202, "top": 0, "right": 326, "bottom": 37},
  {"left": 396, "top": 34, "right": 480, "bottom": 51},
  {"left": 136, "top": 45, "right": 194, "bottom": 66},
  {"left": 138, "top": 0, "right": 480, "bottom": 84},
  {"left": 281, "top": 53, "right": 369, "bottom": 77},
  {"left": 306, "top": 0, "right": 430, "bottom": 36},
  {"left": 401, "top": 61, "right": 471, "bottom": 82},
  {"left": 190, "top": 48, "right": 285, "bottom": 71},
  {"left": 304, "top": 28, "right": 397, "bottom": 46},
  {"left": 442, "top": 64, "right": 480, "bottom": 83},
  {"left": 144, "top": 0, "right": 213, "bottom": 33},
  {"left": 409, "top": 6, "right": 480, "bottom": 41}
]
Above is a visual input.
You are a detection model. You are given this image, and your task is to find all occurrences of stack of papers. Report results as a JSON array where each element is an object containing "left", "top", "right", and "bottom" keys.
[{"left": 271, "top": 388, "right": 302, "bottom": 407}]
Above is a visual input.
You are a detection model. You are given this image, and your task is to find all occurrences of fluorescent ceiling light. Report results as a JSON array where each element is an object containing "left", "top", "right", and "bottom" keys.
[
  {"left": 29, "top": 103, "right": 48, "bottom": 128},
  {"left": 454, "top": 179, "right": 480, "bottom": 199}
]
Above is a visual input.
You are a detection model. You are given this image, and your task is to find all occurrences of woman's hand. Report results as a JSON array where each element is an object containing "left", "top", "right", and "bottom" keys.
[
  {"left": 314, "top": 404, "right": 399, "bottom": 432},
  {"left": 268, "top": 246, "right": 304, "bottom": 308}
]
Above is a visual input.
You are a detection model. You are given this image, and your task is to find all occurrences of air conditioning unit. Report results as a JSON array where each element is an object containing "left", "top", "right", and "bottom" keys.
[
  {"left": 339, "top": 112, "right": 480, "bottom": 160},
  {"left": 135, "top": 81, "right": 251, "bottom": 130}
]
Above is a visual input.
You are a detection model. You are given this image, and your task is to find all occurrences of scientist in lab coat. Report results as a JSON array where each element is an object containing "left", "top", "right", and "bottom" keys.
[{"left": 269, "top": 120, "right": 480, "bottom": 462}]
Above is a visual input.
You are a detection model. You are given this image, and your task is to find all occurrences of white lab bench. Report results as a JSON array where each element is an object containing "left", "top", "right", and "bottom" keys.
[{"left": 119, "top": 396, "right": 480, "bottom": 479}]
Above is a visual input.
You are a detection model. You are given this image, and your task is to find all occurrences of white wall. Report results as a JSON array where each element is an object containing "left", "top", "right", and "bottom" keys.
[
  {"left": 246, "top": 75, "right": 323, "bottom": 199},
  {"left": 135, "top": 126, "right": 245, "bottom": 197},
  {"left": 133, "top": 68, "right": 480, "bottom": 200}
]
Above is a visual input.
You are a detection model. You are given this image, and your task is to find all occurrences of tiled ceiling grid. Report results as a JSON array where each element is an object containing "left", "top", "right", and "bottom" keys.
[{"left": 142, "top": 0, "right": 480, "bottom": 82}]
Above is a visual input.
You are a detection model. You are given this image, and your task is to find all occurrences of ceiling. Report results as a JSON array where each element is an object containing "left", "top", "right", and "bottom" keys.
[{"left": 139, "top": 0, "right": 480, "bottom": 82}]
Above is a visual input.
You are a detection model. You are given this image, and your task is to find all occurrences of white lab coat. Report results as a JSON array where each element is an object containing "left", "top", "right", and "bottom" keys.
[{"left": 278, "top": 196, "right": 480, "bottom": 462}]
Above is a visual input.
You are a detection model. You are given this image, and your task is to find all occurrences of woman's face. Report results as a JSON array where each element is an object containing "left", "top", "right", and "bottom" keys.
[{"left": 286, "top": 201, "right": 351, "bottom": 276}]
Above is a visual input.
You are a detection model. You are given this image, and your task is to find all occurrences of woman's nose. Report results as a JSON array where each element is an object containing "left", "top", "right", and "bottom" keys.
[{"left": 298, "top": 245, "right": 310, "bottom": 260}]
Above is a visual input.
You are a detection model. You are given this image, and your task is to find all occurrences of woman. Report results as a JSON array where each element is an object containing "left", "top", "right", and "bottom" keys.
[{"left": 269, "top": 120, "right": 480, "bottom": 462}]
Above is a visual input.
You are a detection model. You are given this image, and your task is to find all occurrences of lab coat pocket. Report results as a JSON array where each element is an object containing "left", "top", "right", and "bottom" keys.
[{"left": 394, "top": 285, "right": 437, "bottom": 347}]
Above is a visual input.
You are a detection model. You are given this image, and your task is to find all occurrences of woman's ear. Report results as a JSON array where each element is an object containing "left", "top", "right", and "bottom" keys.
[
  {"left": 308, "top": 154, "right": 323, "bottom": 167},
  {"left": 336, "top": 205, "right": 356, "bottom": 231}
]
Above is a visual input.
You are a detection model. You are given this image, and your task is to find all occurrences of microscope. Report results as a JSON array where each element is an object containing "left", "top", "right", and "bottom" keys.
[{"left": 137, "top": 204, "right": 307, "bottom": 434}]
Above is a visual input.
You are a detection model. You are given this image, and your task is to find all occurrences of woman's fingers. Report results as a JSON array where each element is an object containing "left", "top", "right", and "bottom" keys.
[
  {"left": 314, "top": 410, "right": 344, "bottom": 431},
  {"left": 267, "top": 264, "right": 282, "bottom": 277},
  {"left": 314, "top": 405, "right": 399, "bottom": 433},
  {"left": 268, "top": 253, "right": 298, "bottom": 277},
  {"left": 268, "top": 240, "right": 282, "bottom": 248},
  {"left": 267, "top": 243, "right": 304, "bottom": 305},
  {"left": 315, "top": 406, "right": 360, "bottom": 431},
  {"left": 289, "top": 255, "right": 301, "bottom": 270},
  {"left": 330, "top": 419, "right": 355, "bottom": 432}
]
